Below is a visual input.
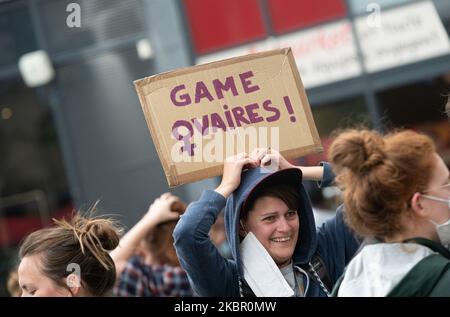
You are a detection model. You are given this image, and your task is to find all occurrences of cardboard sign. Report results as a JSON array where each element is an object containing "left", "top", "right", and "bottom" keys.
[{"left": 134, "top": 48, "right": 322, "bottom": 187}]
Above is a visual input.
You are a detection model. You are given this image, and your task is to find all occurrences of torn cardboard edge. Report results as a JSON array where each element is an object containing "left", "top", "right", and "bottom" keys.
[{"left": 135, "top": 48, "right": 292, "bottom": 88}]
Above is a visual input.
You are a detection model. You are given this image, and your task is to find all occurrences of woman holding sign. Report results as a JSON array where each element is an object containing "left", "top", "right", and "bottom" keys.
[{"left": 173, "top": 150, "right": 360, "bottom": 297}]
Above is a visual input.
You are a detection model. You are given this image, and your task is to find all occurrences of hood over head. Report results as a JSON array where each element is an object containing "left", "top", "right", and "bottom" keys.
[{"left": 224, "top": 167, "right": 317, "bottom": 276}]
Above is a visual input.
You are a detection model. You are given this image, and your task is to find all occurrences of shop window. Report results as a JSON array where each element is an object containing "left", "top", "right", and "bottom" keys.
[
  {"left": 347, "top": 0, "right": 414, "bottom": 15},
  {"left": 298, "top": 96, "right": 370, "bottom": 216},
  {"left": 376, "top": 76, "right": 450, "bottom": 164},
  {"left": 0, "top": 80, "right": 72, "bottom": 241},
  {"left": 377, "top": 78, "right": 449, "bottom": 127},
  {"left": 0, "top": 80, "right": 73, "bottom": 296},
  {"left": 0, "top": 5, "right": 37, "bottom": 68},
  {"left": 311, "top": 96, "right": 370, "bottom": 142},
  {"left": 184, "top": 0, "right": 266, "bottom": 54},
  {"left": 299, "top": 96, "right": 370, "bottom": 167},
  {"left": 0, "top": 81, "right": 67, "bottom": 200},
  {"left": 301, "top": 96, "right": 370, "bottom": 167},
  {"left": 267, "top": 0, "right": 347, "bottom": 34}
]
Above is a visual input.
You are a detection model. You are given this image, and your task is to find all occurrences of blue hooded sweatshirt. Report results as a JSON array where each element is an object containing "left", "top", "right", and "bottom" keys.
[{"left": 173, "top": 163, "right": 360, "bottom": 297}]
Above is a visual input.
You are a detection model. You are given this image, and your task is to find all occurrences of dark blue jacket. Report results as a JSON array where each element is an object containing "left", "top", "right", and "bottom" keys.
[{"left": 173, "top": 163, "right": 359, "bottom": 297}]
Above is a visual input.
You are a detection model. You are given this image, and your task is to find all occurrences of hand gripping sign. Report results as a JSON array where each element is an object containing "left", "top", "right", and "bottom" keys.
[{"left": 134, "top": 48, "right": 322, "bottom": 187}]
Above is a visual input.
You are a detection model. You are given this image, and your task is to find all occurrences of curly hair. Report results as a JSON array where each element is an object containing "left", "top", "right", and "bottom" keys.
[{"left": 328, "top": 129, "right": 436, "bottom": 239}]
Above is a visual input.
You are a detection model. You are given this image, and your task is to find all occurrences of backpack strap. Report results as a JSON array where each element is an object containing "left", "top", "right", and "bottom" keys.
[
  {"left": 238, "top": 277, "right": 256, "bottom": 297},
  {"left": 388, "top": 254, "right": 450, "bottom": 297},
  {"left": 305, "top": 254, "right": 333, "bottom": 296},
  {"left": 330, "top": 272, "right": 345, "bottom": 297}
]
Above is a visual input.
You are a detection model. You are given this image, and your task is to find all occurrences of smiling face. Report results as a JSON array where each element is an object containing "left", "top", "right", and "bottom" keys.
[
  {"left": 18, "top": 254, "right": 71, "bottom": 297},
  {"left": 241, "top": 196, "right": 299, "bottom": 268}
]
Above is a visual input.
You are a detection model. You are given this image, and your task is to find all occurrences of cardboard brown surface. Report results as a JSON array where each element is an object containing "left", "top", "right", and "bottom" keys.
[{"left": 134, "top": 48, "right": 322, "bottom": 187}]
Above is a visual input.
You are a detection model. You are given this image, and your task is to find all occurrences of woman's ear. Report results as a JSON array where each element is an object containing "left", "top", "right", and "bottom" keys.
[
  {"left": 411, "top": 192, "right": 428, "bottom": 218},
  {"left": 65, "top": 273, "right": 81, "bottom": 296}
]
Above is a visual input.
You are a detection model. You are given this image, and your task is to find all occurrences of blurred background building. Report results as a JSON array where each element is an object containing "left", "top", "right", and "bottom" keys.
[{"left": 0, "top": 0, "right": 450, "bottom": 295}]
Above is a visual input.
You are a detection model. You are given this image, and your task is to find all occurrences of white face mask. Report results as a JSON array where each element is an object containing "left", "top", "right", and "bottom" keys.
[
  {"left": 422, "top": 194, "right": 450, "bottom": 245},
  {"left": 240, "top": 232, "right": 294, "bottom": 297}
]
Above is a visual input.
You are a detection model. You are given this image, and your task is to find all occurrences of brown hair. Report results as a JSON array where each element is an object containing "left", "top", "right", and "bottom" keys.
[
  {"left": 446, "top": 95, "right": 450, "bottom": 120},
  {"left": 241, "top": 184, "right": 300, "bottom": 220},
  {"left": 143, "top": 221, "right": 178, "bottom": 266},
  {"left": 7, "top": 268, "right": 20, "bottom": 297},
  {"left": 142, "top": 200, "right": 186, "bottom": 266},
  {"left": 19, "top": 212, "right": 121, "bottom": 296},
  {"left": 328, "top": 129, "right": 436, "bottom": 239}
]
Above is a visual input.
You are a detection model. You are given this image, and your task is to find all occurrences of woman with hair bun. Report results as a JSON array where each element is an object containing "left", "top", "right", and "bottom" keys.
[
  {"left": 330, "top": 129, "right": 450, "bottom": 297},
  {"left": 18, "top": 212, "right": 121, "bottom": 297}
]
